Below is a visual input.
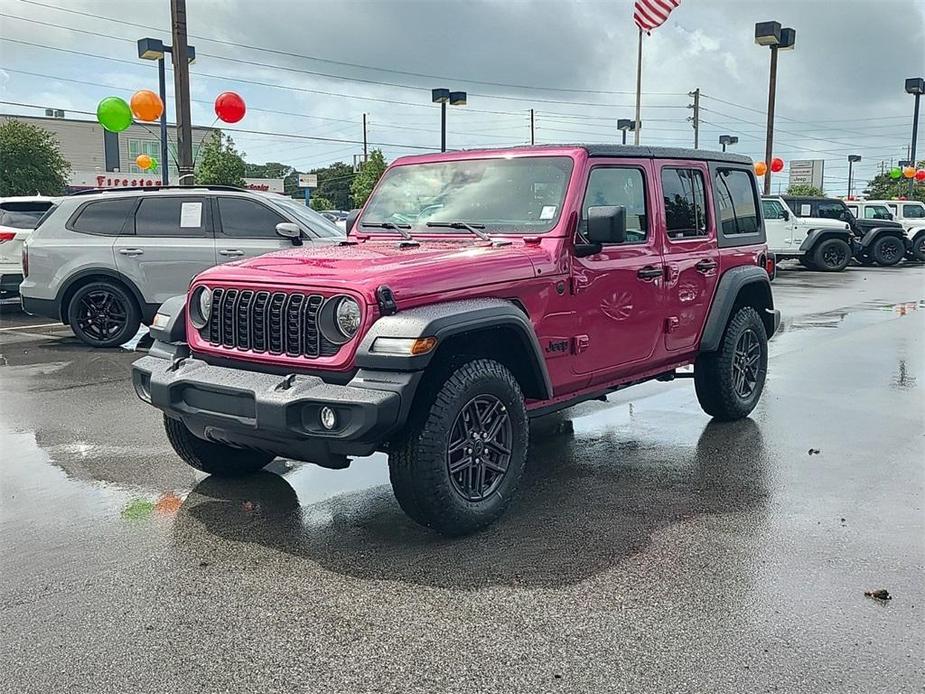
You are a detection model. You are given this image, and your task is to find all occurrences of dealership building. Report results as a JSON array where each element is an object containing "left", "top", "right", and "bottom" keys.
[{"left": 2, "top": 113, "right": 284, "bottom": 193}]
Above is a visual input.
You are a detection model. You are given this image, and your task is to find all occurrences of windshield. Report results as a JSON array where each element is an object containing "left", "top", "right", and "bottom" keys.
[
  {"left": 269, "top": 197, "right": 344, "bottom": 238},
  {"left": 361, "top": 156, "right": 574, "bottom": 233}
]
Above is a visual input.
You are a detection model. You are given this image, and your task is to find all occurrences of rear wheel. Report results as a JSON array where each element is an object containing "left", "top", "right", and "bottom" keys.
[
  {"left": 163, "top": 415, "right": 275, "bottom": 476},
  {"left": 694, "top": 306, "right": 768, "bottom": 421},
  {"left": 67, "top": 281, "right": 141, "bottom": 348},
  {"left": 911, "top": 234, "right": 925, "bottom": 262},
  {"left": 871, "top": 235, "right": 904, "bottom": 266},
  {"left": 812, "top": 238, "right": 851, "bottom": 272}
]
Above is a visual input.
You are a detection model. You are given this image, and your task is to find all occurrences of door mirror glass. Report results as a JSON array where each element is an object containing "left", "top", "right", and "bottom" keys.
[
  {"left": 275, "top": 222, "right": 303, "bottom": 245},
  {"left": 586, "top": 205, "right": 626, "bottom": 244},
  {"left": 781, "top": 209, "right": 790, "bottom": 221},
  {"left": 346, "top": 209, "right": 360, "bottom": 234}
]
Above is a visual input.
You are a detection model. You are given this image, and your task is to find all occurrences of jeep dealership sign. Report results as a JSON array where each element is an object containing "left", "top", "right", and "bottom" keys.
[{"left": 788, "top": 160, "right": 825, "bottom": 190}]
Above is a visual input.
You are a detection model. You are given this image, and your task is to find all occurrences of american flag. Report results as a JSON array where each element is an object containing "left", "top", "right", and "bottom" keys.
[{"left": 634, "top": 0, "right": 681, "bottom": 33}]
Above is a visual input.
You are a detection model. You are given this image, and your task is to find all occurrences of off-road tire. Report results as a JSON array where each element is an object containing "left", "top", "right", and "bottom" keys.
[
  {"left": 163, "top": 415, "right": 275, "bottom": 476},
  {"left": 389, "top": 358, "right": 528, "bottom": 536},
  {"left": 812, "top": 238, "right": 851, "bottom": 272},
  {"left": 67, "top": 280, "right": 141, "bottom": 348},
  {"left": 910, "top": 234, "right": 925, "bottom": 262},
  {"left": 694, "top": 306, "right": 768, "bottom": 421},
  {"left": 871, "top": 235, "right": 904, "bottom": 266}
]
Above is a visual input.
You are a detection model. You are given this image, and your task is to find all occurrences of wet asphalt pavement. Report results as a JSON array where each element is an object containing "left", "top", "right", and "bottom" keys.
[{"left": 1, "top": 264, "right": 923, "bottom": 693}]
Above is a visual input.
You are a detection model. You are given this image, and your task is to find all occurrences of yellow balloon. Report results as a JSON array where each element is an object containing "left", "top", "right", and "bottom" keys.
[{"left": 135, "top": 154, "right": 152, "bottom": 170}]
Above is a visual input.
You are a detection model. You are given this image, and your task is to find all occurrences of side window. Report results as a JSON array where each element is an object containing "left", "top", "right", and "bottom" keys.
[
  {"left": 661, "top": 168, "right": 707, "bottom": 239},
  {"left": 580, "top": 167, "right": 647, "bottom": 243},
  {"left": 133, "top": 197, "right": 208, "bottom": 237},
  {"left": 714, "top": 169, "right": 759, "bottom": 235},
  {"left": 815, "top": 202, "right": 847, "bottom": 221},
  {"left": 217, "top": 197, "right": 286, "bottom": 238},
  {"left": 903, "top": 204, "right": 925, "bottom": 219},
  {"left": 70, "top": 198, "right": 136, "bottom": 236},
  {"left": 846, "top": 205, "right": 859, "bottom": 217},
  {"left": 761, "top": 199, "right": 786, "bottom": 220}
]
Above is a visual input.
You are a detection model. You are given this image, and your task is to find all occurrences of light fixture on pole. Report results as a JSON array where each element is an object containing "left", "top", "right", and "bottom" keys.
[
  {"left": 718, "top": 134, "right": 738, "bottom": 153},
  {"left": 617, "top": 119, "right": 637, "bottom": 145},
  {"left": 847, "top": 154, "right": 862, "bottom": 198},
  {"left": 432, "top": 88, "right": 467, "bottom": 152},
  {"left": 137, "top": 37, "right": 196, "bottom": 185},
  {"left": 904, "top": 77, "right": 924, "bottom": 196},
  {"left": 755, "top": 21, "right": 796, "bottom": 195}
]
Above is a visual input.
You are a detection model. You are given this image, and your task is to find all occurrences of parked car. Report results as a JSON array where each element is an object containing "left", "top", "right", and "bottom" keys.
[
  {"left": 781, "top": 195, "right": 908, "bottom": 266},
  {"left": 321, "top": 210, "right": 349, "bottom": 231},
  {"left": 760, "top": 196, "right": 853, "bottom": 271},
  {"left": 133, "top": 145, "right": 780, "bottom": 535},
  {"left": 871, "top": 199, "right": 925, "bottom": 262},
  {"left": 19, "top": 185, "right": 344, "bottom": 347},
  {"left": 0, "top": 195, "right": 57, "bottom": 298}
]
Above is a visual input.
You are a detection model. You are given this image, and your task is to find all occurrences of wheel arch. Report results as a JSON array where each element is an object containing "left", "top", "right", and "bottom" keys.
[
  {"left": 700, "top": 266, "right": 776, "bottom": 352},
  {"left": 799, "top": 227, "right": 852, "bottom": 252},
  {"left": 57, "top": 268, "right": 147, "bottom": 324}
]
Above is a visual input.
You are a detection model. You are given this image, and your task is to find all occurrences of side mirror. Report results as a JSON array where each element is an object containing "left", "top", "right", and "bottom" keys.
[
  {"left": 782, "top": 209, "right": 790, "bottom": 221},
  {"left": 345, "top": 209, "right": 360, "bottom": 234},
  {"left": 275, "top": 222, "right": 303, "bottom": 246},
  {"left": 587, "top": 205, "right": 626, "bottom": 245}
]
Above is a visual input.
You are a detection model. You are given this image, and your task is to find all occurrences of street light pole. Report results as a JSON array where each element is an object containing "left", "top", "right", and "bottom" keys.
[
  {"left": 431, "top": 88, "right": 466, "bottom": 153},
  {"left": 170, "top": 0, "right": 194, "bottom": 185},
  {"left": 905, "top": 78, "right": 924, "bottom": 196},
  {"left": 755, "top": 22, "right": 795, "bottom": 196},
  {"left": 847, "top": 155, "right": 861, "bottom": 198}
]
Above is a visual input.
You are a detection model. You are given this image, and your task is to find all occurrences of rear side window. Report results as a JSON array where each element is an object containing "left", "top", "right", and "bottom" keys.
[
  {"left": 903, "top": 204, "right": 925, "bottom": 219},
  {"left": 70, "top": 198, "right": 136, "bottom": 236},
  {"left": 661, "top": 168, "right": 707, "bottom": 239},
  {"left": 217, "top": 197, "right": 285, "bottom": 238},
  {"left": 133, "top": 197, "right": 209, "bottom": 237},
  {"left": 0, "top": 201, "right": 53, "bottom": 229},
  {"left": 863, "top": 205, "right": 892, "bottom": 220},
  {"left": 714, "top": 169, "right": 759, "bottom": 235}
]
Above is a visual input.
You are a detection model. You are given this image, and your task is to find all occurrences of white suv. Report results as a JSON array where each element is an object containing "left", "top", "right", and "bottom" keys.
[
  {"left": 0, "top": 195, "right": 57, "bottom": 297},
  {"left": 760, "top": 196, "right": 853, "bottom": 271},
  {"left": 20, "top": 186, "right": 344, "bottom": 347},
  {"left": 864, "top": 200, "right": 925, "bottom": 262}
]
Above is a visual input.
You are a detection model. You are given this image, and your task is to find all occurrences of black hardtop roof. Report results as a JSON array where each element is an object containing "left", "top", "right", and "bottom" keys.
[
  {"left": 780, "top": 195, "right": 844, "bottom": 202},
  {"left": 580, "top": 144, "right": 752, "bottom": 165}
]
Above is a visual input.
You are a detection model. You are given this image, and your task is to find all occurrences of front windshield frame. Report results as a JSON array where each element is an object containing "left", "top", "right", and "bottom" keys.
[{"left": 359, "top": 155, "right": 575, "bottom": 235}]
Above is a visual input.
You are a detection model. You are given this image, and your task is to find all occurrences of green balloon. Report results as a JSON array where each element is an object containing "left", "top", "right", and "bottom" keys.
[
  {"left": 97, "top": 96, "right": 133, "bottom": 133},
  {"left": 889, "top": 167, "right": 902, "bottom": 179},
  {"left": 148, "top": 157, "right": 158, "bottom": 172}
]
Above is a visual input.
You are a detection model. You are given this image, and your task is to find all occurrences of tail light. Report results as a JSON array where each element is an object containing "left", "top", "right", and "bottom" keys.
[
  {"left": 22, "top": 243, "right": 29, "bottom": 278},
  {"left": 764, "top": 253, "right": 776, "bottom": 280},
  {"left": 0, "top": 232, "right": 15, "bottom": 244}
]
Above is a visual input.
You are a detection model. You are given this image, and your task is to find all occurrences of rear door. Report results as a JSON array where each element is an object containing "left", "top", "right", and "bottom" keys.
[
  {"left": 114, "top": 195, "right": 216, "bottom": 305},
  {"left": 213, "top": 196, "right": 293, "bottom": 261},
  {"left": 658, "top": 162, "right": 718, "bottom": 353}
]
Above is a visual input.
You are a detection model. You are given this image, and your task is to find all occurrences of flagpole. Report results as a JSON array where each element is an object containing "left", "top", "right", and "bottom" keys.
[{"left": 634, "top": 27, "right": 643, "bottom": 145}]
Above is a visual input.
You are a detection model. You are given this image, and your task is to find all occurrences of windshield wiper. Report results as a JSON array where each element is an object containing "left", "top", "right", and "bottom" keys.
[
  {"left": 426, "top": 221, "right": 491, "bottom": 241},
  {"left": 360, "top": 221, "right": 416, "bottom": 242}
]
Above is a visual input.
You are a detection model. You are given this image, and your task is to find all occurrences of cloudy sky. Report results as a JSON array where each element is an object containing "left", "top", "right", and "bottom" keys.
[{"left": 1, "top": 0, "right": 923, "bottom": 193}]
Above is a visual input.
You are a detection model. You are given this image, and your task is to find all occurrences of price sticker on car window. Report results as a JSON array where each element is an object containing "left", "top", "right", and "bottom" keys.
[
  {"left": 180, "top": 202, "right": 202, "bottom": 228},
  {"left": 540, "top": 205, "right": 557, "bottom": 220}
]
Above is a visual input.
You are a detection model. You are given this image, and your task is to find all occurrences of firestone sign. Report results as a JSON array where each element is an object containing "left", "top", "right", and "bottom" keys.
[{"left": 68, "top": 171, "right": 285, "bottom": 193}]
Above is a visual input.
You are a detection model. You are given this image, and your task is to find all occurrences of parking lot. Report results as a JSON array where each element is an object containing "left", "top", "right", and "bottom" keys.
[{"left": 1, "top": 264, "right": 923, "bottom": 693}]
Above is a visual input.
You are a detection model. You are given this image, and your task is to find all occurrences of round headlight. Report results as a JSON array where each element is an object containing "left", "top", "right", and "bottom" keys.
[
  {"left": 335, "top": 297, "right": 361, "bottom": 338},
  {"left": 190, "top": 286, "right": 212, "bottom": 329}
]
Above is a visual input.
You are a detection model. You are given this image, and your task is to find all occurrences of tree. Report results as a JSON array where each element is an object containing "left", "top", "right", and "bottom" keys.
[
  {"left": 309, "top": 195, "right": 333, "bottom": 211},
  {"left": 312, "top": 161, "right": 356, "bottom": 210},
  {"left": 0, "top": 119, "right": 70, "bottom": 196},
  {"left": 196, "top": 132, "right": 246, "bottom": 187},
  {"left": 786, "top": 184, "right": 825, "bottom": 196},
  {"left": 245, "top": 161, "right": 300, "bottom": 196},
  {"left": 863, "top": 161, "right": 924, "bottom": 202},
  {"left": 350, "top": 150, "right": 387, "bottom": 207}
]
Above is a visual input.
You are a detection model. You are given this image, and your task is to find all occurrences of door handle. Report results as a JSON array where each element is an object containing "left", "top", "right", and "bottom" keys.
[
  {"left": 219, "top": 249, "right": 245, "bottom": 257},
  {"left": 118, "top": 248, "right": 144, "bottom": 256},
  {"left": 695, "top": 259, "right": 717, "bottom": 273},
  {"left": 637, "top": 266, "right": 663, "bottom": 281}
]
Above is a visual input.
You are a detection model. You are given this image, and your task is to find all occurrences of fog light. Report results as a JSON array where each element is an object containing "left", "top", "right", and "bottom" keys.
[{"left": 320, "top": 406, "right": 337, "bottom": 430}]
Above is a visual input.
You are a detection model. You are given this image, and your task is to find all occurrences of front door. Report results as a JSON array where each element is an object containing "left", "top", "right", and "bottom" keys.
[
  {"left": 571, "top": 162, "right": 665, "bottom": 382},
  {"left": 658, "top": 163, "right": 719, "bottom": 352},
  {"left": 760, "top": 198, "right": 793, "bottom": 251},
  {"left": 213, "top": 196, "right": 295, "bottom": 262},
  {"left": 114, "top": 195, "right": 216, "bottom": 306}
]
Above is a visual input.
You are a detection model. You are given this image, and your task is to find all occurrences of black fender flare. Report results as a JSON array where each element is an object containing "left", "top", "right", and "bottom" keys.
[
  {"left": 858, "top": 226, "right": 906, "bottom": 249},
  {"left": 700, "top": 266, "right": 777, "bottom": 352},
  {"left": 355, "top": 298, "right": 553, "bottom": 399},
  {"left": 799, "top": 227, "right": 852, "bottom": 252},
  {"left": 56, "top": 267, "right": 151, "bottom": 322}
]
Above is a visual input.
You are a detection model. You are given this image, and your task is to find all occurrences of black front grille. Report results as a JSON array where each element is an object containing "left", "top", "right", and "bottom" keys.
[{"left": 203, "top": 288, "right": 327, "bottom": 358}]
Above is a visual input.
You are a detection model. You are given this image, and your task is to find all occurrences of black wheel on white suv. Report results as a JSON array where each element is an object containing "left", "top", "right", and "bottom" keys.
[
  {"left": 812, "top": 238, "right": 851, "bottom": 272},
  {"left": 911, "top": 235, "right": 925, "bottom": 262},
  {"left": 67, "top": 280, "right": 141, "bottom": 348}
]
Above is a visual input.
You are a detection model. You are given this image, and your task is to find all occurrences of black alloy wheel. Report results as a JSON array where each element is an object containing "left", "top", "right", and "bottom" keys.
[
  {"left": 67, "top": 281, "right": 141, "bottom": 348},
  {"left": 813, "top": 238, "right": 851, "bottom": 271},
  {"left": 447, "top": 394, "right": 513, "bottom": 501},
  {"left": 731, "top": 329, "right": 761, "bottom": 399},
  {"left": 872, "top": 236, "right": 904, "bottom": 266},
  {"left": 913, "top": 236, "right": 925, "bottom": 262}
]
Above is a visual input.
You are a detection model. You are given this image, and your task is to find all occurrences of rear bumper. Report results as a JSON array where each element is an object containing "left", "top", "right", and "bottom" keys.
[
  {"left": 132, "top": 353, "right": 420, "bottom": 467},
  {"left": 20, "top": 294, "right": 59, "bottom": 318},
  {"left": 0, "top": 272, "right": 23, "bottom": 295}
]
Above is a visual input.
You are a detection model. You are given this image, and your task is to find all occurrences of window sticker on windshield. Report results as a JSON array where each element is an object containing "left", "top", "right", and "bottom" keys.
[
  {"left": 540, "top": 205, "right": 557, "bottom": 220},
  {"left": 180, "top": 202, "right": 202, "bottom": 228},
  {"left": 800, "top": 204, "right": 811, "bottom": 216}
]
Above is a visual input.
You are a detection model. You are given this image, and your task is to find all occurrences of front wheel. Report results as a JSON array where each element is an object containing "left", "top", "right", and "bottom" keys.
[
  {"left": 694, "top": 306, "right": 768, "bottom": 421},
  {"left": 812, "top": 238, "right": 851, "bottom": 272},
  {"left": 910, "top": 234, "right": 925, "bottom": 262},
  {"left": 389, "top": 359, "right": 528, "bottom": 536},
  {"left": 871, "top": 235, "right": 904, "bottom": 266},
  {"left": 163, "top": 415, "right": 275, "bottom": 476}
]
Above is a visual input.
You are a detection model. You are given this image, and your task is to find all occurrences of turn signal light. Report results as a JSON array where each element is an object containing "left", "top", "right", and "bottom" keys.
[{"left": 411, "top": 337, "right": 437, "bottom": 355}]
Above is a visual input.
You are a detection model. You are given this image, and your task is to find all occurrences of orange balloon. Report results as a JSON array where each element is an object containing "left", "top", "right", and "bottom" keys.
[
  {"left": 130, "top": 89, "right": 164, "bottom": 122},
  {"left": 754, "top": 161, "right": 768, "bottom": 176},
  {"left": 135, "top": 154, "right": 152, "bottom": 170},
  {"left": 902, "top": 166, "right": 916, "bottom": 179}
]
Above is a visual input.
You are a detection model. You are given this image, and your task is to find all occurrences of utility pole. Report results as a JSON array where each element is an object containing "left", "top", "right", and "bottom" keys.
[
  {"left": 362, "top": 113, "right": 368, "bottom": 162},
  {"left": 763, "top": 45, "right": 779, "bottom": 195},
  {"left": 688, "top": 89, "right": 700, "bottom": 149},
  {"left": 530, "top": 108, "right": 535, "bottom": 146},
  {"left": 170, "top": 0, "right": 194, "bottom": 185}
]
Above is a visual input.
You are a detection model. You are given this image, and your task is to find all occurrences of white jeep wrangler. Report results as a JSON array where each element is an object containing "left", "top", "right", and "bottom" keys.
[
  {"left": 761, "top": 196, "right": 853, "bottom": 271},
  {"left": 868, "top": 199, "right": 925, "bottom": 262}
]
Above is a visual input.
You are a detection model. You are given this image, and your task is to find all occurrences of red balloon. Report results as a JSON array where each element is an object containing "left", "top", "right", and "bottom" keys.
[
  {"left": 915, "top": 169, "right": 925, "bottom": 182},
  {"left": 214, "top": 92, "right": 246, "bottom": 123},
  {"left": 770, "top": 157, "right": 784, "bottom": 173}
]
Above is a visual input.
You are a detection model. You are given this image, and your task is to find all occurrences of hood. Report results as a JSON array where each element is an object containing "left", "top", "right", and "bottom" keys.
[
  {"left": 854, "top": 218, "right": 904, "bottom": 231},
  {"left": 196, "top": 238, "right": 546, "bottom": 303}
]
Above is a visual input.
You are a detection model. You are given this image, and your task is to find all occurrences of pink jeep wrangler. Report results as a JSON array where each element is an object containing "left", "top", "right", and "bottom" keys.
[{"left": 133, "top": 145, "right": 779, "bottom": 535}]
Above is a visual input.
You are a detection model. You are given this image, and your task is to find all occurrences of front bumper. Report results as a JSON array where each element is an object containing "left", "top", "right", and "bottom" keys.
[{"left": 132, "top": 353, "right": 419, "bottom": 467}]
